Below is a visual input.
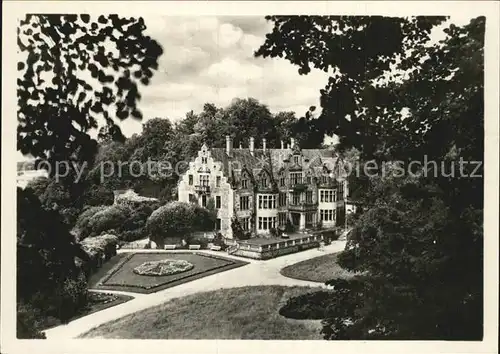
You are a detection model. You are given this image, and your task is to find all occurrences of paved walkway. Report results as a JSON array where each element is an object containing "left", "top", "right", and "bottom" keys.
[{"left": 43, "top": 240, "right": 346, "bottom": 339}]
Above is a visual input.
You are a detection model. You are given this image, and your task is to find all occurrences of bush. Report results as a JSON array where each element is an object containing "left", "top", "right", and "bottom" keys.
[
  {"left": 279, "top": 291, "right": 335, "bottom": 320},
  {"left": 120, "top": 229, "right": 145, "bottom": 242},
  {"left": 80, "top": 234, "right": 119, "bottom": 267},
  {"left": 185, "top": 234, "right": 209, "bottom": 248},
  {"left": 17, "top": 302, "right": 46, "bottom": 339},
  {"left": 87, "top": 205, "right": 130, "bottom": 236},
  {"left": 269, "top": 227, "right": 278, "bottom": 237},
  {"left": 75, "top": 205, "right": 109, "bottom": 239},
  {"left": 146, "top": 202, "right": 214, "bottom": 248},
  {"left": 54, "top": 273, "right": 89, "bottom": 323}
]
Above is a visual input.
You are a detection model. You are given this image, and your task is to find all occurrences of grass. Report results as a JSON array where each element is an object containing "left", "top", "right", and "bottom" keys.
[
  {"left": 280, "top": 252, "right": 356, "bottom": 283},
  {"left": 80, "top": 285, "right": 325, "bottom": 339},
  {"left": 87, "top": 253, "right": 130, "bottom": 288},
  {"left": 41, "top": 292, "right": 133, "bottom": 330},
  {"left": 94, "top": 252, "right": 248, "bottom": 294}
]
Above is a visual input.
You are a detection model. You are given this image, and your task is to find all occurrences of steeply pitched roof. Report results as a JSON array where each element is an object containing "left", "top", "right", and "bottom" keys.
[{"left": 209, "top": 146, "right": 339, "bottom": 182}]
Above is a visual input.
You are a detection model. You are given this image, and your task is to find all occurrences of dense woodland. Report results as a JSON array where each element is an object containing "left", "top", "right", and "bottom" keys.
[{"left": 17, "top": 14, "right": 484, "bottom": 339}]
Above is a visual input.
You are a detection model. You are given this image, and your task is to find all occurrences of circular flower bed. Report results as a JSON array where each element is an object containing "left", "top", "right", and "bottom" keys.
[{"left": 133, "top": 259, "right": 194, "bottom": 276}]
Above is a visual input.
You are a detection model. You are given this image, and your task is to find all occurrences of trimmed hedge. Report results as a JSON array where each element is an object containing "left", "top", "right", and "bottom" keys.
[{"left": 279, "top": 290, "right": 335, "bottom": 320}]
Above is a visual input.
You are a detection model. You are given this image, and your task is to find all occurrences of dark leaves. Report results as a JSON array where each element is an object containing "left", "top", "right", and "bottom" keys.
[{"left": 17, "top": 14, "right": 163, "bottom": 167}]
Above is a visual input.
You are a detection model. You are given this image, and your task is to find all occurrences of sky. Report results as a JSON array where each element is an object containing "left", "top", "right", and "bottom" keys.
[
  {"left": 17, "top": 15, "right": 474, "bottom": 161},
  {"left": 118, "top": 16, "right": 330, "bottom": 137}
]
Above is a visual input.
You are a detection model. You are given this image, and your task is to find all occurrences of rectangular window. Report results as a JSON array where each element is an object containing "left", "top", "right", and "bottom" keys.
[
  {"left": 202, "top": 157, "right": 208, "bottom": 164},
  {"left": 189, "top": 194, "right": 196, "bottom": 204},
  {"left": 216, "top": 196, "right": 221, "bottom": 209},
  {"left": 278, "top": 212, "right": 287, "bottom": 226},
  {"left": 280, "top": 177, "right": 285, "bottom": 187},
  {"left": 261, "top": 178, "right": 268, "bottom": 188},
  {"left": 290, "top": 172, "right": 301, "bottom": 185},
  {"left": 216, "top": 176, "right": 221, "bottom": 187},
  {"left": 333, "top": 190, "right": 337, "bottom": 202},
  {"left": 241, "top": 179, "right": 248, "bottom": 189},
  {"left": 215, "top": 218, "right": 221, "bottom": 230},
  {"left": 242, "top": 217, "right": 250, "bottom": 231},
  {"left": 240, "top": 196, "right": 249, "bottom": 210},
  {"left": 322, "top": 175, "right": 328, "bottom": 184},
  {"left": 306, "top": 191, "right": 313, "bottom": 203},
  {"left": 306, "top": 176, "right": 312, "bottom": 184},
  {"left": 320, "top": 190, "right": 324, "bottom": 202},
  {"left": 202, "top": 195, "right": 207, "bottom": 207},
  {"left": 279, "top": 192, "right": 287, "bottom": 207},
  {"left": 292, "top": 192, "right": 300, "bottom": 205},
  {"left": 258, "top": 217, "right": 263, "bottom": 230},
  {"left": 258, "top": 195, "right": 276, "bottom": 209},
  {"left": 200, "top": 174, "right": 209, "bottom": 186},
  {"left": 188, "top": 174, "right": 193, "bottom": 185},
  {"left": 294, "top": 156, "right": 300, "bottom": 164}
]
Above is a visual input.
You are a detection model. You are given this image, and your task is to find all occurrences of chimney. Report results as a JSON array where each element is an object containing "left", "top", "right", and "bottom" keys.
[
  {"left": 290, "top": 138, "right": 295, "bottom": 149},
  {"left": 281, "top": 140, "right": 284, "bottom": 149},
  {"left": 226, "top": 135, "right": 233, "bottom": 156},
  {"left": 249, "top": 137, "right": 255, "bottom": 156},
  {"left": 262, "top": 138, "right": 267, "bottom": 153}
]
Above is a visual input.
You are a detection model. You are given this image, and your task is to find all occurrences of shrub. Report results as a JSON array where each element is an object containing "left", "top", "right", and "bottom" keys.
[
  {"left": 231, "top": 217, "right": 245, "bottom": 239},
  {"left": 80, "top": 234, "right": 119, "bottom": 266},
  {"left": 87, "top": 205, "right": 131, "bottom": 236},
  {"left": 17, "top": 302, "right": 46, "bottom": 339},
  {"left": 120, "top": 229, "right": 145, "bottom": 242},
  {"left": 185, "top": 234, "right": 209, "bottom": 248},
  {"left": 269, "top": 227, "right": 278, "bottom": 237},
  {"left": 54, "top": 273, "right": 89, "bottom": 323},
  {"left": 146, "top": 202, "right": 214, "bottom": 248},
  {"left": 279, "top": 291, "right": 335, "bottom": 320},
  {"left": 213, "top": 232, "right": 227, "bottom": 250},
  {"left": 75, "top": 205, "right": 109, "bottom": 239},
  {"left": 285, "top": 219, "right": 295, "bottom": 233}
]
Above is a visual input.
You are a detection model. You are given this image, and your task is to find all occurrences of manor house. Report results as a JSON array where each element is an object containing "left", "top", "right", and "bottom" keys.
[{"left": 177, "top": 136, "right": 348, "bottom": 239}]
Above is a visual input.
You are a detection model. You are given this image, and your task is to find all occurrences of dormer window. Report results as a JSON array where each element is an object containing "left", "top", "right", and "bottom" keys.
[
  {"left": 202, "top": 157, "right": 207, "bottom": 164},
  {"left": 261, "top": 178, "right": 268, "bottom": 188},
  {"left": 294, "top": 155, "right": 300, "bottom": 164},
  {"left": 241, "top": 179, "right": 248, "bottom": 189}
]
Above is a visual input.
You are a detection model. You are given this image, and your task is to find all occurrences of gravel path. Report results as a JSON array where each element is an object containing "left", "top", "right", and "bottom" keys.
[{"left": 43, "top": 240, "right": 346, "bottom": 339}]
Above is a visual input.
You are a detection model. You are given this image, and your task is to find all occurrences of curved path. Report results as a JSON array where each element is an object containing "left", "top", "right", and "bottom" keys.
[{"left": 44, "top": 240, "right": 346, "bottom": 339}]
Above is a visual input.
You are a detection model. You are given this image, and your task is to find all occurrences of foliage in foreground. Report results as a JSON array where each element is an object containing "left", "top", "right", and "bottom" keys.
[
  {"left": 258, "top": 16, "right": 484, "bottom": 339},
  {"left": 17, "top": 188, "right": 90, "bottom": 338}
]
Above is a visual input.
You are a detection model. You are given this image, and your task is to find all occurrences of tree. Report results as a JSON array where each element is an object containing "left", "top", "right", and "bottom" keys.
[
  {"left": 25, "top": 176, "right": 50, "bottom": 198},
  {"left": 17, "top": 14, "right": 163, "bottom": 168},
  {"left": 255, "top": 16, "right": 447, "bottom": 158},
  {"left": 17, "top": 188, "right": 88, "bottom": 336},
  {"left": 257, "top": 16, "right": 484, "bottom": 340}
]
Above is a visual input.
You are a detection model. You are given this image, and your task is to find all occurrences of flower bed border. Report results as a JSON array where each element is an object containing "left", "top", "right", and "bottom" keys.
[{"left": 95, "top": 252, "right": 249, "bottom": 294}]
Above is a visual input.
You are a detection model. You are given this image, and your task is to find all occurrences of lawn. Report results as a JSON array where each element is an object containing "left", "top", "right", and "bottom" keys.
[
  {"left": 80, "top": 285, "right": 325, "bottom": 339},
  {"left": 280, "top": 252, "right": 356, "bottom": 283},
  {"left": 94, "top": 252, "right": 248, "bottom": 294}
]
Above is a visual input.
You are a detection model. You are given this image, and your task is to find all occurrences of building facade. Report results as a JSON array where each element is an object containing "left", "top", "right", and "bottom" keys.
[{"left": 177, "top": 136, "right": 348, "bottom": 239}]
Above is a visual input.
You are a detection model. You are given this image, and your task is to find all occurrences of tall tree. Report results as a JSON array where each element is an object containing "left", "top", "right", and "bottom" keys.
[
  {"left": 17, "top": 14, "right": 163, "bottom": 168},
  {"left": 256, "top": 16, "right": 447, "bottom": 158},
  {"left": 258, "top": 16, "right": 484, "bottom": 340}
]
